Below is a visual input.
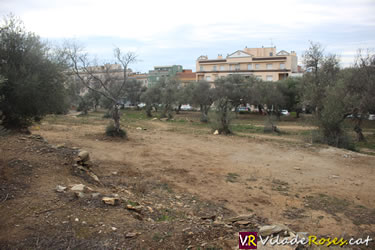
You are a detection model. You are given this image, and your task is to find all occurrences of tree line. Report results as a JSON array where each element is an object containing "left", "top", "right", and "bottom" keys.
[{"left": 1, "top": 15, "right": 374, "bottom": 150}]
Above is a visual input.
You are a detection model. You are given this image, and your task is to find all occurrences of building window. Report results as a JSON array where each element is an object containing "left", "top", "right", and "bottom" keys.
[
  {"left": 200, "top": 66, "right": 203, "bottom": 71},
  {"left": 255, "top": 64, "right": 260, "bottom": 69},
  {"left": 220, "top": 65, "right": 225, "bottom": 71},
  {"left": 280, "top": 63, "right": 285, "bottom": 69},
  {"left": 266, "top": 75, "right": 273, "bottom": 81},
  {"left": 270, "top": 52, "right": 273, "bottom": 56},
  {"left": 206, "top": 76, "right": 211, "bottom": 81},
  {"left": 255, "top": 75, "right": 262, "bottom": 80},
  {"left": 247, "top": 64, "right": 252, "bottom": 70},
  {"left": 229, "top": 65, "right": 232, "bottom": 71},
  {"left": 156, "top": 76, "right": 159, "bottom": 80},
  {"left": 267, "top": 64, "right": 273, "bottom": 69},
  {"left": 235, "top": 64, "right": 240, "bottom": 70},
  {"left": 213, "top": 65, "right": 217, "bottom": 71}
]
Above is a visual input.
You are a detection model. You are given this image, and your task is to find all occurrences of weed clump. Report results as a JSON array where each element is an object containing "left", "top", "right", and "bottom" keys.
[{"left": 105, "top": 122, "right": 127, "bottom": 138}]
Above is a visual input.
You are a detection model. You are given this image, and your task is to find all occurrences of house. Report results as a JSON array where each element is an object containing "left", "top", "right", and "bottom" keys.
[
  {"left": 196, "top": 47, "right": 298, "bottom": 82},
  {"left": 176, "top": 69, "right": 196, "bottom": 86}
]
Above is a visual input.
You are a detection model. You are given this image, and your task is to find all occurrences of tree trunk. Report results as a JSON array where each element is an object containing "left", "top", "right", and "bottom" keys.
[
  {"left": 161, "top": 104, "right": 168, "bottom": 118},
  {"left": 258, "top": 105, "right": 263, "bottom": 115},
  {"left": 354, "top": 118, "right": 366, "bottom": 142},
  {"left": 176, "top": 104, "right": 181, "bottom": 114},
  {"left": 200, "top": 105, "right": 209, "bottom": 123},
  {"left": 112, "top": 105, "right": 121, "bottom": 133},
  {"left": 146, "top": 104, "right": 152, "bottom": 117}
]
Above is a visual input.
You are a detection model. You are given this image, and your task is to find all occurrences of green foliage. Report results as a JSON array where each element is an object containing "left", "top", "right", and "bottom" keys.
[
  {"left": 141, "top": 82, "right": 162, "bottom": 116},
  {"left": 210, "top": 97, "right": 234, "bottom": 134},
  {"left": 144, "top": 77, "right": 180, "bottom": 119},
  {"left": 191, "top": 81, "right": 214, "bottom": 122},
  {"left": 123, "top": 79, "right": 145, "bottom": 106},
  {"left": 301, "top": 41, "right": 360, "bottom": 149},
  {"left": 0, "top": 15, "right": 69, "bottom": 129},
  {"left": 313, "top": 86, "right": 355, "bottom": 150},
  {"left": 277, "top": 77, "right": 302, "bottom": 113},
  {"left": 105, "top": 122, "right": 127, "bottom": 138}
]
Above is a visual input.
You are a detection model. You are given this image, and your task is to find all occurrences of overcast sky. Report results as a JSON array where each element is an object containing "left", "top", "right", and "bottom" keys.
[{"left": 1, "top": 0, "right": 374, "bottom": 72}]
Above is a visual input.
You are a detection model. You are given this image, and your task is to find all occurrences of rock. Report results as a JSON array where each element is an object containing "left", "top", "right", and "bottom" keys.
[
  {"left": 111, "top": 171, "right": 118, "bottom": 175},
  {"left": 160, "top": 118, "right": 168, "bottom": 121},
  {"left": 71, "top": 184, "right": 86, "bottom": 192},
  {"left": 111, "top": 227, "right": 117, "bottom": 231},
  {"left": 151, "top": 118, "right": 158, "bottom": 121},
  {"left": 126, "top": 204, "right": 142, "bottom": 213},
  {"left": 75, "top": 218, "right": 79, "bottom": 222},
  {"left": 87, "top": 171, "right": 101, "bottom": 183},
  {"left": 91, "top": 193, "right": 101, "bottom": 199},
  {"left": 55, "top": 185, "right": 67, "bottom": 193},
  {"left": 78, "top": 151, "right": 90, "bottom": 163},
  {"left": 294, "top": 167, "right": 301, "bottom": 170},
  {"left": 102, "top": 197, "right": 120, "bottom": 206},
  {"left": 259, "top": 224, "right": 291, "bottom": 237},
  {"left": 125, "top": 232, "right": 140, "bottom": 238},
  {"left": 147, "top": 206, "right": 153, "bottom": 213},
  {"left": 234, "top": 220, "right": 252, "bottom": 225},
  {"left": 213, "top": 220, "right": 225, "bottom": 226},
  {"left": 213, "top": 130, "right": 219, "bottom": 135},
  {"left": 136, "top": 127, "right": 142, "bottom": 130},
  {"left": 330, "top": 175, "right": 340, "bottom": 179},
  {"left": 75, "top": 192, "right": 85, "bottom": 198},
  {"left": 225, "top": 214, "right": 254, "bottom": 223},
  {"left": 201, "top": 215, "right": 216, "bottom": 221}
]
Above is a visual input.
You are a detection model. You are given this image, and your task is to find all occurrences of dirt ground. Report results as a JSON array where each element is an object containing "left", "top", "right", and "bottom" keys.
[{"left": 1, "top": 112, "right": 374, "bottom": 249}]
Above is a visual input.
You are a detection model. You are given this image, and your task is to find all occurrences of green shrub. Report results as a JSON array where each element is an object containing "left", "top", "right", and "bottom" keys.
[
  {"left": 105, "top": 123, "right": 127, "bottom": 138},
  {"left": 311, "top": 129, "right": 355, "bottom": 151}
]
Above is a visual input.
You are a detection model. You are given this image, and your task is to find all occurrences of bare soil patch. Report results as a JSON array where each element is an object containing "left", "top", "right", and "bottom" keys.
[{"left": 1, "top": 112, "right": 374, "bottom": 249}]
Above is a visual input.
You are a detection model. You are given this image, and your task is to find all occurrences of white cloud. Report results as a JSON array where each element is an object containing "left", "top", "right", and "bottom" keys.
[{"left": 1, "top": 0, "right": 374, "bottom": 70}]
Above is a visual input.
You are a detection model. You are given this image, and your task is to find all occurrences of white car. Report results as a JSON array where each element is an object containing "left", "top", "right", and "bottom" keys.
[
  {"left": 281, "top": 110, "right": 289, "bottom": 115},
  {"left": 369, "top": 114, "right": 375, "bottom": 120},
  {"left": 180, "top": 104, "right": 193, "bottom": 111}
]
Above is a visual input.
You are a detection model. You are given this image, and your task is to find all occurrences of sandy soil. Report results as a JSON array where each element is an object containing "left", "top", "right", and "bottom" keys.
[{"left": 37, "top": 118, "right": 375, "bottom": 238}]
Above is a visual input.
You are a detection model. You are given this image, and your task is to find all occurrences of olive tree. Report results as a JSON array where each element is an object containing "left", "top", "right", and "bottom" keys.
[
  {"left": 140, "top": 84, "right": 162, "bottom": 117},
  {"left": 191, "top": 81, "right": 214, "bottom": 122},
  {"left": 0, "top": 15, "right": 69, "bottom": 129},
  {"left": 344, "top": 50, "right": 375, "bottom": 141},
  {"left": 65, "top": 42, "right": 137, "bottom": 137}
]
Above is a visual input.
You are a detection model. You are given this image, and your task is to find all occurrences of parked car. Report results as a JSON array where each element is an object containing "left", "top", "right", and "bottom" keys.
[
  {"left": 368, "top": 114, "right": 375, "bottom": 120},
  {"left": 238, "top": 107, "right": 249, "bottom": 111},
  {"left": 281, "top": 110, "right": 289, "bottom": 116},
  {"left": 137, "top": 103, "right": 146, "bottom": 108},
  {"left": 238, "top": 107, "right": 250, "bottom": 113},
  {"left": 180, "top": 104, "right": 193, "bottom": 111}
]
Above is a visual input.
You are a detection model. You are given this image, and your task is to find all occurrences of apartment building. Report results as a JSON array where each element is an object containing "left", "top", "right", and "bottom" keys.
[
  {"left": 196, "top": 47, "right": 298, "bottom": 82},
  {"left": 67, "top": 63, "right": 148, "bottom": 94},
  {"left": 147, "top": 65, "right": 183, "bottom": 86},
  {"left": 176, "top": 69, "right": 196, "bottom": 86},
  {"left": 128, "top": 72, "right": 148, "bottom": 88}
]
